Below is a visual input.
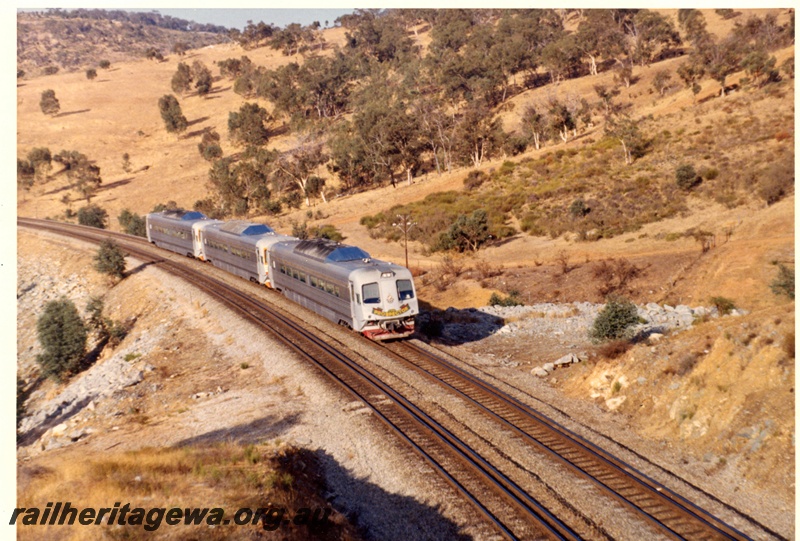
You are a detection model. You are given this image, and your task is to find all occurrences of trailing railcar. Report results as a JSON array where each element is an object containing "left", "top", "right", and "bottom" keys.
[
  {"left": 269, "top": 238, "right": 418, "bottom": 340},
  {"left": 146, "top": 209, "right": 208, "bottom": 257}
]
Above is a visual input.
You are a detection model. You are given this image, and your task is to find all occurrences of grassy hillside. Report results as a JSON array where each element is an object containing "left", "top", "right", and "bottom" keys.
[{"left": 16, "top": 8, "right": 794, "bottom": 314}]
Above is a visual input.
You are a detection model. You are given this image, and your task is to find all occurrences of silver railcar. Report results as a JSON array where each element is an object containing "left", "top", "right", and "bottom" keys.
[
  {"left": 146, "top": 210, "right": 208, "bottom": 257},
  {"left": 199, "top": 220, "right": 278, "bottom": 283}
]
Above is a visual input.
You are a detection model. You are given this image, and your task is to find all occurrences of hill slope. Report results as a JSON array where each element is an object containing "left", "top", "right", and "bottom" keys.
[{"left": 17, "top": 10, "right": 229, "bottom": 77}]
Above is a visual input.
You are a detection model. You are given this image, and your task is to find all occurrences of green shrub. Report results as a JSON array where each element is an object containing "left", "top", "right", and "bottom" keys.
[
  {"left": 107, "top": 320, "right": 128, "bottom": 346},
  {"left": 201, "top": 144, "right": 223, "bottom": 161},
  {"left": 463, "top": 171, "right": 488, "bottom": 191},
  {"left": 94, "top": 239, "right": 126, "bottom": 279},
  {"left": 700, "top": 166, "right": 719, "bottom": 180},
  {"left": 435, "top": 209, "right": 490, "bottom": 252},
  {"left": 710, "top": 296, "right": 736, "bottom": 315},
  {"left": 503, "top": 136, "right": 528, "bottom": 156},
  {"left": 758, "top": 176, "right": 792, "bottom": 206},
  {"left": 715, "top": 8, "right": 738, "bottom": 19},
  {"left": 569, "top": 198, "right": 589, "bottom": 218},
  {"left": 77, "top": 204, "right": 108, "bottom": 229},
  {"left": 311, "top": 224, "right": 343, "bottom": 242},
  {"left": 36, "top": 299, "right": 87, "bottom": 382},
  {"left": 488, "top": 290, "right": 524, "bottom": 307},
  {"left": 359, "top": 212, "right": 386, "bottom": 229},
  {"left": 675, "top": 163, "right": 701, "bottom": 191},
  {"left": 770, "top": 264, "right": 795, "bottom": 300},
  {"left": 589, "top": 296, "right": 640, "bottom": 342},
  {"left": 291, "top": 221, "right": 309, "bottom": 239},
  {"left": 117, "top": 209, "right": 146, "bottom": 237},
  {"left": 85, "top": 296, "right": 127, "bottom": 345}
]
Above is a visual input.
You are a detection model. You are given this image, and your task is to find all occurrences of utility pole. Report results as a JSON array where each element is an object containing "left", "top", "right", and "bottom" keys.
[{"left": 392, "top": 214, "right": 416, "bottom": 269}]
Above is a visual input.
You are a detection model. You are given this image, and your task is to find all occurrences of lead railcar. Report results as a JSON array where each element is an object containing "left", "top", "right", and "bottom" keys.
[{"left": 269, "top": 238, "right": 418, "bottom": 340}]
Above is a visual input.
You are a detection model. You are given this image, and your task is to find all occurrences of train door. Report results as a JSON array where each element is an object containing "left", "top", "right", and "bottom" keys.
[
  {"left": 256, "top": 246, "right": 268, "bottom": 284},
  {"left": 349, "top": 281, "right": 361, "bottom": 330},
  {"left": 191, "top": 222, "right": 204, "bottom": 259},
  {"left": 256, "top": 244, "right": 269, "bottom": 286}
]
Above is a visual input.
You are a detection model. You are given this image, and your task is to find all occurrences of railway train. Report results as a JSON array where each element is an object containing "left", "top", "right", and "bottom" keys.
[{"left": 145, "top": 209, "right": 418, "bottom": 340}]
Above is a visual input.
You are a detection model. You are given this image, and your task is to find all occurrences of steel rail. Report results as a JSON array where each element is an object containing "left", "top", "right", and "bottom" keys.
[
  {"left": 19, "top": 218, "right": 580, "bottom": 541},
  {"left": 376, "top": 340, "right": 756, "bottom": 541}
]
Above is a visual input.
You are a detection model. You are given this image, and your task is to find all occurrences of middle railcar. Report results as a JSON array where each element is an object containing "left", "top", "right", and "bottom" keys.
[{"left": 199, "top": 220, "right": 293, "bottom": 284}]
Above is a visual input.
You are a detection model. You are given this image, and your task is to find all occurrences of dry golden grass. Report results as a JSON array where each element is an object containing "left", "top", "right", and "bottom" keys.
[{"left": 17, "top": 443, "right": 361, "bottom": 540}]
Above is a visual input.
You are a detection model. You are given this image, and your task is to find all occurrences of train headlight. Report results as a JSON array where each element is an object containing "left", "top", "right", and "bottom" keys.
[{"left": 381, "top": 271, "right": 395, "bottom": 278}]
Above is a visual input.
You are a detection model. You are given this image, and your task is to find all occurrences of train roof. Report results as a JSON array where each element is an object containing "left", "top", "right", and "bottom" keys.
[
  {"left": 293, "top": 238, "right": 371, "bottom": 263},
  {"left": 153, "top": 209, "right": 207, "bottom": 221},
  {"left": 215, "top": 220, "right": 274, "bottom": 236}
]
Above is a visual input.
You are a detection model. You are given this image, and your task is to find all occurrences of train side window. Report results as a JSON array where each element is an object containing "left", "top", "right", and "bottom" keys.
[
  {"left": 396, "top": 279, "right": 415, "bottom": 300},
  {"left": 362, "top": 283, "right": 380, "bottom": 304}
]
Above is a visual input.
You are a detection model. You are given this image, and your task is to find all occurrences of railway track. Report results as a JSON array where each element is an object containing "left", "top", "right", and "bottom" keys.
[
  {"left": 377, "top": 341, "right": 763, "bottom": 541},
  {"left": 19, "top": 218, "right": 576, "bottom": 540},
  {"left": 18, "top": 218, "right": 780, "bottom": 540}
]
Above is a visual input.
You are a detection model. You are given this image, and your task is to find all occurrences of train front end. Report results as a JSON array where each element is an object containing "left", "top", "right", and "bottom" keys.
[{"left": 351, "top": 265, "right": 418, "bottom": 340}]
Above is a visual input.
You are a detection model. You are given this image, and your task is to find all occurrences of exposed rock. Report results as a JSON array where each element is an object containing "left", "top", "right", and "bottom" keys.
[
  {"left": 531, "top": 366, "right": 548, "bottom": 377},
  {"left": 554, "top": 353, "right": 579, "bottom": 366},
  {"left": 605, "top": 396, "right": 627, "bottom": 411}
]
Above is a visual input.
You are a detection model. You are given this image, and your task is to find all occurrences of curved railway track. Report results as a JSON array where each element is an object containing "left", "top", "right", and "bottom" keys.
[
  {"left": 19, "top": 218, "right": 576, "bottom": 540},
  {"left": 18, "top": 218, "right": 782, "bottom": 540}
]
